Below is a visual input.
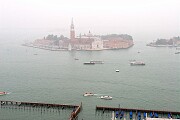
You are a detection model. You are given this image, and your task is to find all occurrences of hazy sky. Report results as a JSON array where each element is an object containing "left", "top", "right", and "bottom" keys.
[{"left": 0, "top": 0, "right": 180, "bottom": 42}]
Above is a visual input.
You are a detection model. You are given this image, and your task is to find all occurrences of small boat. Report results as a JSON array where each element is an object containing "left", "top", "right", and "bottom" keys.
[
  {"left": 100, "top": 96, "right": 112, "bottom": 100},
  {"left": 83, "top": 62, "right": 95, "bottom": 65},
  {"left": 138, "top": 112, "right": 141, "bottom": 120},
  {"left": 0, "top": 92, "right": 7, "bottom": 96},
  {"left": 120, "top": 111, "right": 124, "bottom": 119},
  {"left": 115, "top": 111, "right": 119, "bottom": 118},
  {"left": 176, "top": 114, "right": 180, "bottom": 119},
  {"left": 74, "top": 58, "right": 79, "bottom": 60},
  {"left": 116, "top": 70, "right": 119, "bottom": 72},
  {"left": 143, "top": 112, "right": 147, "bottom": 118},
  {"left": 130, "top": 61, "right": 145, "bottom": 66},
  {"left": 168, "top": 113, "right": 172, "bottom": 119},
  {"left": 150, "top": 112, "right": 154, "bottom": 118},
  {"left": 175, "top": 51, "right": 180, "bottom": 54},
  {"left": 154, "top": 112, "right": 158, "bottom": 118},
  {"left": 83, "top": 92, "right": 94, "bottom": 96},
  {"left": 129, "top": 111, "right": 133, "bottom": 119},
  {"left": 111, "top": 111, "right": 115, "bottom": 120},
  {"left": 90, "top": 60, "right": 104, "bottom": 64}
]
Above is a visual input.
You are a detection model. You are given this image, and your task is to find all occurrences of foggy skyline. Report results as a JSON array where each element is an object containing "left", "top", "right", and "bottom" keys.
[{"left": 0, "top": 0, "right": 180, "bottom": 42}]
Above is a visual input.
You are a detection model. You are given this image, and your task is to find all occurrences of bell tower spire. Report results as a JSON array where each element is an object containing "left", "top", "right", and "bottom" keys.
[{"left": 70, "top": 18, "right": 75, "bottom": 40}]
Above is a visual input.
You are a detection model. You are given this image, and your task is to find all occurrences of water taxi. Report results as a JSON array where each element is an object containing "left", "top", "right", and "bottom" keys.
[
  {"left": 90, "top": 60, "right": 104, "bottom": 64},
  {"left": 100, "top": 96, "right": 112, "bottom": 100},
  {"left": 130, "top": 61, "right": 145, "bottom": 66},
  {"left": 83, "top": 62, "right": 95, "bottom": 65},
  {"left": 0, "top": 92, "right": 7, "bottom": 96},
  {"left": 83, "top": 92, "right": 94, "bottom": 96}
]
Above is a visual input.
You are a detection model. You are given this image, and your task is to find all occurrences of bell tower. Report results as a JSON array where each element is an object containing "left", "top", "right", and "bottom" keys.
[{"left": 70, "top": 18, "right": 75, "bottom": 40}]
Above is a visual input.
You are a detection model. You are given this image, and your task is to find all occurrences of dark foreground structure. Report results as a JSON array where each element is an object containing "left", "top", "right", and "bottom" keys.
[
  {"left": 0, "top": 100, "right": 81, "bottom": 120},
  {"left": 96, "top": 106, "right": 180, "bottom": 119},
  {"left": 1, "top": 100, "right": 180, "bottom": 120}
]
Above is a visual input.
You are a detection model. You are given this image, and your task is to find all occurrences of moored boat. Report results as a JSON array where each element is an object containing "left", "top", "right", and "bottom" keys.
[
  {"left": 0, "top": 92, "right": 7, "bottom": 96},
  {"left": 120, "top": 111, "right": 124, "bottom": 119},
  {"left": 83, "top": 92, "right": 94, "bottom": 96},
  {"left": 116, "top": 111, "right": 119, "bottom": 118},
  {"left": 111, "top": 111, "right": 115, "bottom": 120},
  {"left": 83, "top": 62, "right": 95, "bottom": 65},
  {"left": 130, "top": 61, "right": 145, "bottom": 66},
  {"left": 129, "top": 111, "right": 133, "bottom": 119},
  {"left": 100, "top": 96, "right": 112, "bottom": 100}
]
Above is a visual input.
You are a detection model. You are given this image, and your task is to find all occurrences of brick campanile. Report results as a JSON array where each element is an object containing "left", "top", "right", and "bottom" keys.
[{"left": 70, "top": 18, "right": 75, "bottom": 40}]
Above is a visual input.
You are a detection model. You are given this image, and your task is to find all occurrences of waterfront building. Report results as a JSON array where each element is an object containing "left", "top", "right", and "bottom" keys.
[
  {"left": 60, "top": 19, "right": 103, "bottom": 50},
  {"left": 33, "top": 39, "right": 55, "bottom": 48},
  {"left": 103, "top": 39, "right": 133, "bottom": 49},
  {"left": 32, "top": 19, "right": 133, "bottom": 50}
]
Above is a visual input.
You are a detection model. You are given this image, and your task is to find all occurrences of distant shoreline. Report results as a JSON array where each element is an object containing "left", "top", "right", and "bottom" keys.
[{"left": 22, "top": 43, "right": 134, "bottom": 51}]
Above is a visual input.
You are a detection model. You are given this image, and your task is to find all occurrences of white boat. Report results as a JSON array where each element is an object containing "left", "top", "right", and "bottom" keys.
[
  {"left": 0, "top": 92, "right": 7, "bottom": 96},
  {"left": 111, "top": 111, "right": 115, "bottom": 120},
  {"left": 100, "top": 96, "right": 112, "bottom": 100},
  {"left": 175, "top": 51, "right": 180, "bottom": 54},
  {"left": 83, "top": 62, "right": 95, "bottom": 65},
  {"left": 130, "top": 61, "right": 145, "bottom": 66},
  {"left": 116, "top": 70, "right": 119, "bottom": 72},
  {"left": 83, "top": 92, "right": 94, "bottom": 96},
  {"left": 90, "top": 60, "right": 104, "bottom": 64}
]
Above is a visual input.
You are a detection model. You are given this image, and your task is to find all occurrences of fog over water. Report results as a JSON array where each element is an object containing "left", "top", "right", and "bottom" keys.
[
  {"left": 0, "top": 0, "right": 180, "bottom": 44},
  {"left": 0, "top": 1, "right": 180, "bottom": 120}
]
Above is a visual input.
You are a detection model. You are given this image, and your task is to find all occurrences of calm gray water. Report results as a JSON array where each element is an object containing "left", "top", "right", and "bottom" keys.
[{"left": 0, "top": 41, "right": 180, "bottom": 120}]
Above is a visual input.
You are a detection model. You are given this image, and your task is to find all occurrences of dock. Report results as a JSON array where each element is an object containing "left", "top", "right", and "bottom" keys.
[
  {"left": 96, "top": 106, "right": 180, "bottom": 119},
  {"left": 0, "top": 100, "right": 81, "bottom": 120}
]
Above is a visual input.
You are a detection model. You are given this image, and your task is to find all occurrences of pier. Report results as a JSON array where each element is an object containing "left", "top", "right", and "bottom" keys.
[
  {"left": 96, "top": 106, "right": 180, "bottom": 119},
  {"left": 69, "top": 102, "right": 82, "bottom": 120},
  {"left": 0, "top": 100, "right": 81, "bottom": 120}
]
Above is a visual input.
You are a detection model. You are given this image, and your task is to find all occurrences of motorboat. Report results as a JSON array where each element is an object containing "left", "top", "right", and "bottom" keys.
[
  {"left": 130, "top": 61, "right": 145, "bottom": 66},
  {"left": 90, "top": 60, "right": 104, "bottom": 64},
  {"left": 100, "top": 96, "right": 112, "bottom": 100},
  {"left": 0, "top": 92, "right": 7, "bottom": 96},
  {"left": 175, "top": 51, "right": 180, "bottom": 54},
  {"left": 83, "top": 62, "right": 95, "bottom": 65},
  {"left": 83, "top": 92, "right": 94, "bottom": 96},
  {"left": 116, "top": 70, "right": 119, "bottom": 72},
  {"left": 74, "top": 58, "right": 79, "bottom": 60}
]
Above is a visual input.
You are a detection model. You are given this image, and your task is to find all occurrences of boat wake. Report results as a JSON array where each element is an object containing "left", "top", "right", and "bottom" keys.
[{"left": 6, "top": 92, "right": 11, "bottom": 94}]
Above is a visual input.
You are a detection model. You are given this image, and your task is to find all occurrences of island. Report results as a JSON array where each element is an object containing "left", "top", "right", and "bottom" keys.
[
  {"left": 23, "top": 19, "right": 134, "bottom": 51},
  {"left": 147, "top": 36, "right": 180, "bottom": 47}
]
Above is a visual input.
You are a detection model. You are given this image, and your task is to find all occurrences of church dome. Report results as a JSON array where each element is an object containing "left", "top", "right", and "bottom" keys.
[{"left": 87, "top": 30, "right": 93, "bottom": 37}]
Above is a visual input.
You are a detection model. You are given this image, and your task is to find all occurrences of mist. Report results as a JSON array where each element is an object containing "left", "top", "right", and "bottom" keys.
[{"left": 0, "top": 0, "right": 180, "bottom": 43}]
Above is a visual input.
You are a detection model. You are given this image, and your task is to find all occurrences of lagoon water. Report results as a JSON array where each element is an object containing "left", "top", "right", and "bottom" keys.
[{"left": 0, "top": 41, "right": 180, "bottom": 120}]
